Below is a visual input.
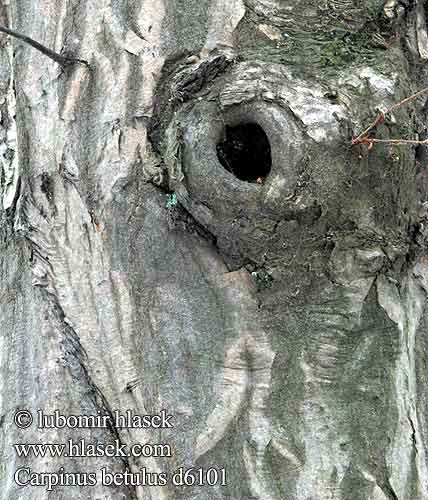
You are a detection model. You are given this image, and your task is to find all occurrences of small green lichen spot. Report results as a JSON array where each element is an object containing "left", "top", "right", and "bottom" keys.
[{"left": 166, "top": 193, "right": 177, "bottom": 208}]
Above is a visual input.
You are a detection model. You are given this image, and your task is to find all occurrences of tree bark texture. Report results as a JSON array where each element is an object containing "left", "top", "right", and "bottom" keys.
[{"left": 1, "top": 0, "right": 428, "bottom": 499}]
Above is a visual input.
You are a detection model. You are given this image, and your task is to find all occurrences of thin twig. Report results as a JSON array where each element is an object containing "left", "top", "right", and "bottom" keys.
[
  {"left": 351, "top": 112, "right": 385, "bottom": 145},
  {"left": 369, "top": 138, "right": 428, "bottom": 145},
  {"left": 352, "top": 85, "right": 428, "bottom": 146},
  {"left": 0, "top": 25, "right": 89, "bottom": 68},
  {"left": 388, "top": 85, "right": 428, "bottom": 113}
]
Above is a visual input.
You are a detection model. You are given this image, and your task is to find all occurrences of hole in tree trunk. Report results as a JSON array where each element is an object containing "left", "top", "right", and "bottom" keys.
[{"left": 216, "top": 123, "right": 272, "bottom": 183}]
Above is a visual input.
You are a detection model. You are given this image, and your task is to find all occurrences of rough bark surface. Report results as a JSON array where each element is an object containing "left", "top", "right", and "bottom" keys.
[{"left": 1, "top": 0, "right": 428, "bottom": 499}]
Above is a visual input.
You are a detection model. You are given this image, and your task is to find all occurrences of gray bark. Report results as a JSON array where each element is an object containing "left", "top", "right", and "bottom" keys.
[{"left": 1, "top": 0, "right": 428, "bottom": 499}]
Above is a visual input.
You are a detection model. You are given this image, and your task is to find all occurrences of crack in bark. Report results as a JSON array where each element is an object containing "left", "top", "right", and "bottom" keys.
[
  {"left": 381, "top": 481, "right": 400, "bottom": 500},
  {"left": 408, "top": 412, "right": 419, "bottom": 455},
  {"left": 44, "top": 292, "right": 139, "bottom": 500}
]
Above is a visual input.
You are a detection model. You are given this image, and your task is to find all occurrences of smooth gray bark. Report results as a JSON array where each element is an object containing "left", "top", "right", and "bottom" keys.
[{"left": 1, "top": 0, "right": 428, "bottom": 499}]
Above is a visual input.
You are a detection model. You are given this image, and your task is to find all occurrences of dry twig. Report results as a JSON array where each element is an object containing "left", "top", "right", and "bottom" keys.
[
  {"left": 352, "top": 85, "right": 428, "bottom": 149},
  {"left": 0, "top": 25, "right": 89, "bottom": 68}
]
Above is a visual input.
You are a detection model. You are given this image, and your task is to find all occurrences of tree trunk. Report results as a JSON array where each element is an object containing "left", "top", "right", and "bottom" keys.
[{"left": 1, "top": 0, "right": 428, "bottom": 499}]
